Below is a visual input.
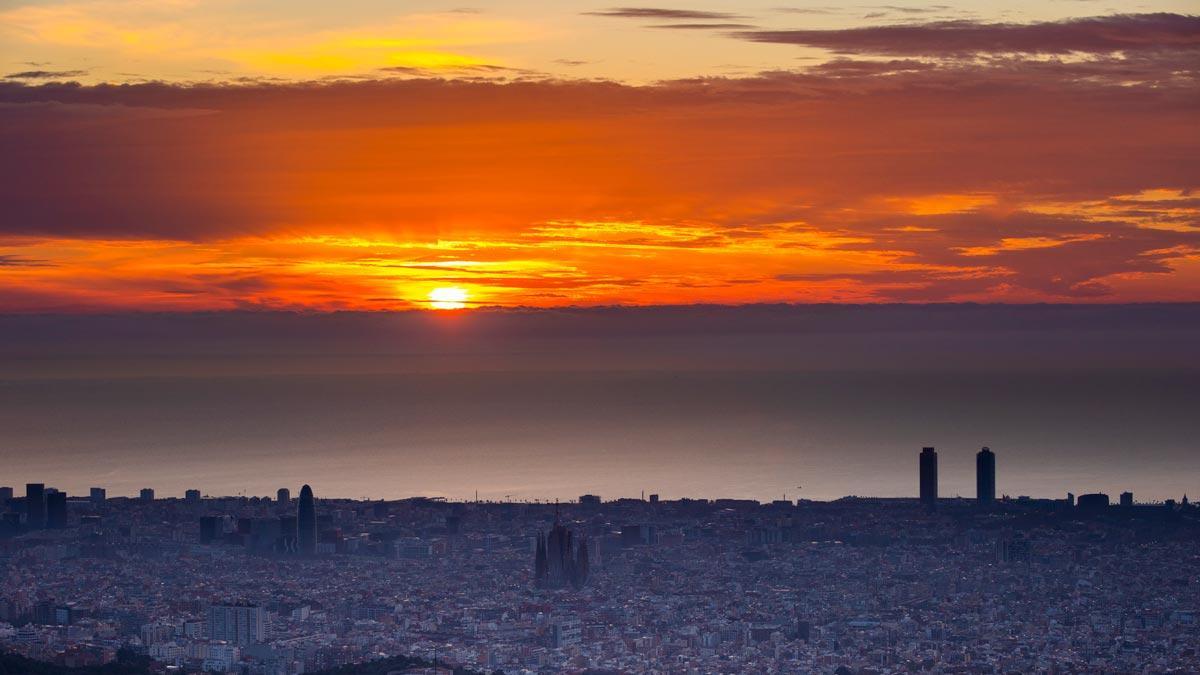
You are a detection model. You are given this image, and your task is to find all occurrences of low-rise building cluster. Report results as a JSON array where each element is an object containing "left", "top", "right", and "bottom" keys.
[{"left": 1, "top": 488, "right": 1197, "bottom": 673}]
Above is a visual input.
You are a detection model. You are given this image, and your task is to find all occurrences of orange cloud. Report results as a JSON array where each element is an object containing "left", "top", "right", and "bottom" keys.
[{"left": 1, "top": 54, "right": 1198, "bottom": 310}]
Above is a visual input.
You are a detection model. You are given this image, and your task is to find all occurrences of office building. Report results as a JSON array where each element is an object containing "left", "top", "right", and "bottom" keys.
[
  {"left": 185, "top": 489, "right": 201, "bottom": 503},
  {"left": 1120, "top": 491, "right": 1134, "bottom": 507},
  {"left": 90, "top": 487, "right": 106, "bottom": 504},
  {"left": 0, "top": 487, "right": 12, "bottom": 503},
  {"left": 578, "top": 494, "right": 601, "bottom": 506},
  {"left": 276, "top": 488, "right": 290, "bottom": 505},
  {"left": 46, "top": 492, "right": 67, "bottom": 529},
  {"left": 25, "top": 483, "right": 46, "bottom": 529},
  {"left": 297, "top": 485, "right": 317, "bottom": 556},
  {"left": 207, "top": 603, "right": 265, "bottom": 646},
  {"left": 919, "top": 447, "right": 937, "bottom": 509},
  {"left": 140, "top": 488, "right": 155, "bottom": 502},
  {"left": 976, "top": 447, "right": 996, "bottom": 506},
  {"left": 550, "top": 617, "right": 582, "bottom": 648}
]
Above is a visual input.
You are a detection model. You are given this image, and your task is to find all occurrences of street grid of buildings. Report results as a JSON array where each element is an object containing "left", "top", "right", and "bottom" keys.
[{"left": 1, "top": 448, "right": 1197, "bottom": 674}]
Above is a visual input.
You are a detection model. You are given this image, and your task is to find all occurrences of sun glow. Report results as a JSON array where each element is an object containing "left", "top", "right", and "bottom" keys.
[{"left": 428, "top": 286, "right": 469, "bottom": 310}]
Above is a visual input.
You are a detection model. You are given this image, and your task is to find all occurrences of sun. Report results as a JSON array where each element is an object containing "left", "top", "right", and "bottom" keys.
[{"left": 428, "top": 286, "right": 469, "bottom": 310}]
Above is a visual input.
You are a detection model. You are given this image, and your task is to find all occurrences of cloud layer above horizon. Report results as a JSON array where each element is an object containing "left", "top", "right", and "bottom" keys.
[{"left": 1, "top": 5, "right": 1198, "bottom": 311}]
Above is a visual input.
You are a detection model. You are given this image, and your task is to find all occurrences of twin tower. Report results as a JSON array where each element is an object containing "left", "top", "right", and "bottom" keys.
[{"left": 920, "top": 446, "right": 996, "bottom": 509}]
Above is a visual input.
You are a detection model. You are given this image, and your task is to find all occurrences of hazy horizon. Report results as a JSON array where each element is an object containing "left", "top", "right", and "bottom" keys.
[{"left": 3, "top": 304, "right": 1196, "bottom": 503}]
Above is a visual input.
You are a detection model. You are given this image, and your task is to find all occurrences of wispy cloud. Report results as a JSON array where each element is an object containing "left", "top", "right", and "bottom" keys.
[
  {"left": 584, "top": 7, "right": 745, "bottom": 20},
  {"left": 734, "top": 13, "right": 1200, "bottom": 55},
  {"left": 5, "top": 69, "right": 88, "bottom": 79}
]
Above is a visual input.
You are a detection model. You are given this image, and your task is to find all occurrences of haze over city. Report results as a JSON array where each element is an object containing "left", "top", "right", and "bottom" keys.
[{"left": 1, "top": 0, "right": 1198, "bottom": 673}]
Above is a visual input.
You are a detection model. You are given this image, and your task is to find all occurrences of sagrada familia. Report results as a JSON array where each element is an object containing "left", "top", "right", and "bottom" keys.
[{"left": 534, "top": 516, "right": 590, "bottom": 589}]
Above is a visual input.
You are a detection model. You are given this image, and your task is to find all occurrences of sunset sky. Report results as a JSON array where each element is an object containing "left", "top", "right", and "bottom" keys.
[{"left": 2, "top": 2, "right": 1198, "bottom": 311}]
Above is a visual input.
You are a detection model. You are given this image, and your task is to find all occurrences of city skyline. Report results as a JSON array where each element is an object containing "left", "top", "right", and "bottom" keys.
[
  {"left": 5, "top": 441, "right": 1182, "bottom": 506},
  {"left": 2, "top": 1, "right": 1197, "bottom": 672},
  {"left": 3, "top": 473, "right": 1196, "bottom": 672}
]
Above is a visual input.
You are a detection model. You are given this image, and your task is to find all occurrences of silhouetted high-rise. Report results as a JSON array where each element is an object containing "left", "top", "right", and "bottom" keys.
[
  {"left": 26, "top": 483, "right": 46, "bottom": 529},
  {"left": 919, "top": 447, "right": 937, "bottom": 509},
  {"left": 278, "top": 515, "right": 298, "bottom": 554},
  {"left": 297, "top": 484, "right": 317, "bottom": 556},
  {"left": 277, "top": 488, "right": 290, "bottom": 505},
  {"left": 46, "top": 492, "right": 67, "bottom": 529},
  {"left": 976, "top": 447, "right": 996, "bottom": 506}
]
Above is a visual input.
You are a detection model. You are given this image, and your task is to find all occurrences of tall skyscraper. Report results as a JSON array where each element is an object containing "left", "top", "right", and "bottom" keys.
[
  {"left": 276, "top": 488, "right": 290, "bottom": 505},
  {"left": 976, "top": 447, "right": 996, "bottom": 506},
  {"left": 46, "top": 492, "right": 67, "bottom": 529},
  {"left": 297, "top": 484, "right": 317, "bottom": 557},
  {"left": 26, "top": 483, "right": 46, "bottom": 529},
  {"left": 919, "top": 447, "right": 937, "bottom": 509},
  {"left": 206, "top": 603, "right": 265, "bottom": 646}
]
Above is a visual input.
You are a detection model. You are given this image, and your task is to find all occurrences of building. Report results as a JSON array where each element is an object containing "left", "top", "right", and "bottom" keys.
[
  {"left": 621, "top": 524, "right": 658, "bottom": 547},
  {"left": 140, "top": 488, "right": 155, "bottom": 502},
  {"left": 277, "top": 515, "right": 297, "bottom": 554},
  {"left": 976, "top": 447, "right": 996, "bottom": 506},
  {"left": 276, "top": 488, "right": 290, "bottom": 505},
  {"left": 0, "top": 487, "right": 12, "bottom": 503},
  {"left": 34, "top": 602, "right": 75, "bottom": 626},
  {"left": 46, "top": 491, "right": 68, "bottom": 529},
  {"left": 919, "top": 448, "right": 937, "bottom": 509},
  {"left": 185, "top": 489, "right": 201, "bottom": 503},
  {"left": 203, "top": 643, "right": 239, "bottom": 672},
  {"left": 90, "top": 487, "right": 106, "bottom": 504},
  {"left": 578, "top": 494, "right": 601, "bottom": 506},
  {"left": 25, "top": 483, "right": 46, "bottom": 529},
  {"left": 535, "top": 516, "right": 590, "bottom": 589},
  {"left": 207, "top": 603, "right": 265, "bottom": 646},
  {"left": 1120, "top": 491, "right": 1134, "bottom": 507},
  {"left": 199, "top": 516, "right": 223, "bottom": 544},
  {"left": 297, "top": 484, "right": 317, "bottom": 556},
  {"left": 550, "top": 617, "right": 582, "bottom": 648},
  {"left": 1077, "top": 493, "right": 1110, "bottom": 512}
]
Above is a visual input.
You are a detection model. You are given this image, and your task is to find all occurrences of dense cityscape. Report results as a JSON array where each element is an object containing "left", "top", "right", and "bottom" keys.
[{"left": 2, "top": 447, "right": 1197, "bottom": 674}]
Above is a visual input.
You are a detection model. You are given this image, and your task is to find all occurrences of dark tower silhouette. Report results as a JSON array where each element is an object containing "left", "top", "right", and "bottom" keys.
[
  {"left": 574, "top": 538, "right": 590, "bottom": 589},
  {"left": 277, "top": 488, "right": 290, "bottom": 505},
  {"left": 534, "top": 534, "right": 548, "bottom": 580},
  {"left": 534, "top": 512, "right": 589, "bottom": 589},
  {"left": 278, "top": 515, "right": 298, "bottom": 554},
  {"left": 976, "top": 447, "right": 996, "bottom": 506},
  {"left": 46, "top": 492, "right": 67, "bottom": 529},
  {"left": 26, "top": 483, "right": 46, "bottom": 529},
  {"left": 297, "top": 484, "right": 317, "bottom": 557},
  {"left": 199, "top": 516, "right": 221, "bottom": 544},
  {"left": 919, "top": 447, "right": 937, "bottom": 509}
]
